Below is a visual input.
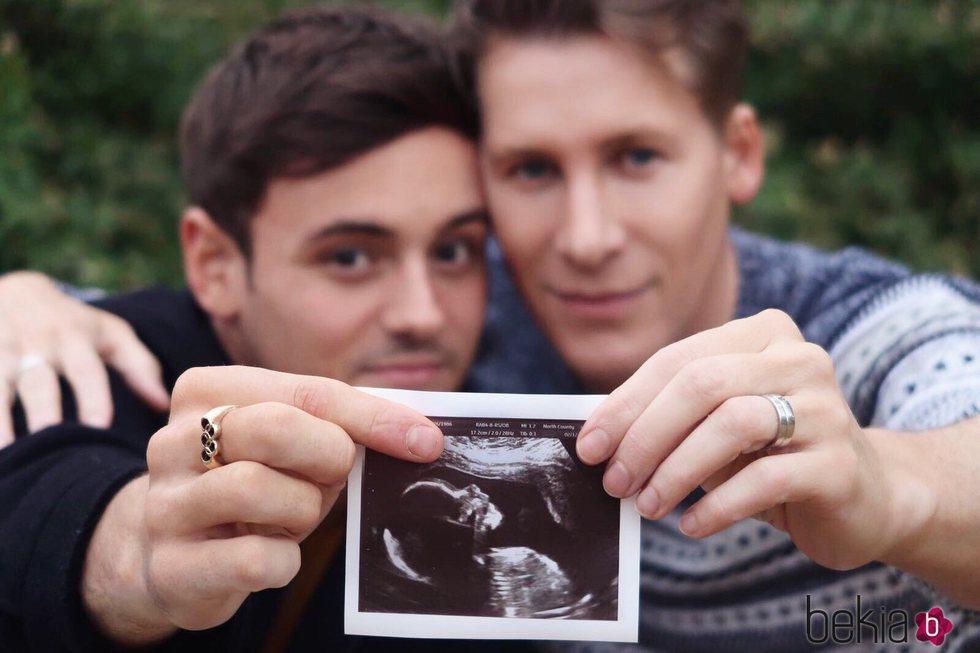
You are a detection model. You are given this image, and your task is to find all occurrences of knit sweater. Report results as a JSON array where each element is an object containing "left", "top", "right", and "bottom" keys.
[{"left": 470, "top": 228, "right": 980, "bottom": 652}]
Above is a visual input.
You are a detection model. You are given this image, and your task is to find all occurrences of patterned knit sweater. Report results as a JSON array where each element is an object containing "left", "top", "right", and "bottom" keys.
[{"left": 469, "top": 228, "right": 980, "bottom": 652}]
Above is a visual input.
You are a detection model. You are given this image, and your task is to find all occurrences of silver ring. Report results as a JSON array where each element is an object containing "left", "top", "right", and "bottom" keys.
[
  {"left": 201, "top": 405, "right": 237, "bottom": 469},
  {"left": 18, "top": 354, "right": 49, "bottom": 375},
  {"left": 760, "top": 394, "right": 795, "bottom": 449}
]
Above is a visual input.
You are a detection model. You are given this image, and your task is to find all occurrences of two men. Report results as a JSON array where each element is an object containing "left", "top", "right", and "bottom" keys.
[{"left": 4, "top": 1, "right": 980, "bottom": 651}]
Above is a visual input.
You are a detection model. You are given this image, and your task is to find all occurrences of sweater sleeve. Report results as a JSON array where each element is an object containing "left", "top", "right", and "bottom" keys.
[
  {"left": 0, "top": 425, "right": 146, "bottom": 652},
  {"left": 827, "top": 276, "right": 980, "bottom": 427}
]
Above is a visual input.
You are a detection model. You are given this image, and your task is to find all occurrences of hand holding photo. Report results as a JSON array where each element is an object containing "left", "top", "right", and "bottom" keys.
[{"left": 346, "top": 389, "right": 640, "bottom": 642}]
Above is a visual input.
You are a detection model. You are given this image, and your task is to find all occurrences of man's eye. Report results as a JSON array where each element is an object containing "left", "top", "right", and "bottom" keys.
[
  {"left": 512, "top": 159, "right": 556, "bottom": 181},
  {"left": 618, "top": 147, "right": 659, "bottom": 171},
  {"left": 434, "top": 239, "right": 472, "bottom": 265},
  {"left": 327, "top": 248, "right": 369, "bottom": 269}
]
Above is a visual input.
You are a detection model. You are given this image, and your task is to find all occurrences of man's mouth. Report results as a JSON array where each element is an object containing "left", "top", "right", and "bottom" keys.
[
  {"left": 360, "top": 355, "right": 450, "bottom": 389},
  {"left": 544, "top": 279, "right": 657, "bottom": 320}
]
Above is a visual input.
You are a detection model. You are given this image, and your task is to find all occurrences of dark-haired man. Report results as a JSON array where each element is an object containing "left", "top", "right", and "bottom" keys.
[{"left": 0, "top": 6, "right": 502, "bottom": 652}]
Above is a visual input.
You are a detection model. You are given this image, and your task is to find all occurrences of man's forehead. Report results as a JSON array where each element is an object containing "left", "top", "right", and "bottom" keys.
[
  {"left": 478, "top": 37, "right": 701, "bottom": 153},
  {"left": 252, "top": 128, "right": 485, "bottom": 243}
]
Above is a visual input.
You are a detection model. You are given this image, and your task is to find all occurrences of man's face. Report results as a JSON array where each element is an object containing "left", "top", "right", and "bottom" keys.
[
  {"left": 231, "top": 127, "right": 487, "bottom": 391},
  {"left": 478, "top": 36, "right": 749, "bottom": 392}
]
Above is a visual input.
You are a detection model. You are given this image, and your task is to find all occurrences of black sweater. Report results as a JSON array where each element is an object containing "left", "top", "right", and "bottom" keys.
[{"left": 0, "top": 288, "right": 519, "bottom": 653}]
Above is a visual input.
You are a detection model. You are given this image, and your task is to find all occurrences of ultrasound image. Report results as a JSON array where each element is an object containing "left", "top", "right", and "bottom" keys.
[{"left": 359, "top": 417, "right": 620, "bottom": 621}]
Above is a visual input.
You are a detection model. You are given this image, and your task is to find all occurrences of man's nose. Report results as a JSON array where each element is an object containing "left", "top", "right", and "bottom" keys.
[
  {"left": 554, "top": 172, "right": 625, "bottom": 269},
  {"left": 380, "top": 257, "right": 445, "bottom": 339}
]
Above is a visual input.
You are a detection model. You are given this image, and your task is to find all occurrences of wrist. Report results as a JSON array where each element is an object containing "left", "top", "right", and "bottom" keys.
[
  {"left": 82, "top": 476, "right": 176, "bottom": 646},
  {"left": 866, "top": 428, "right": 941, "bottom": 567},
  {"left": 861, "top": 420, "right": 980, "bottom": 610}
]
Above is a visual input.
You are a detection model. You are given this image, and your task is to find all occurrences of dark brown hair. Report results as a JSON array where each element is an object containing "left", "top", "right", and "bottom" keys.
[
  {"left": 448, "top": 0, "right": 748, "bottom": 127},
  {"left": 180, "top": 4, "right": 477, "bottom": 255}
]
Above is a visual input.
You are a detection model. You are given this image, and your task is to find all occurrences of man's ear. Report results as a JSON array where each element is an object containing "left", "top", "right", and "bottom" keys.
[
  {"left": 180, "top": 207, "right": 248, "bottom": 320},
  {"left": 723, "top": 103, "right": 765, "bottom": 206}
]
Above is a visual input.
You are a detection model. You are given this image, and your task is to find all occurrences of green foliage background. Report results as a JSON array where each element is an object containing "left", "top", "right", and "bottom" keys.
[{"left": 1, "top": 0, "right": 978, "bottom": 289}]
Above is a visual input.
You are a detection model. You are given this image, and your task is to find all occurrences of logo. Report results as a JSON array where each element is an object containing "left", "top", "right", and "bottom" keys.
[
  {"left": 916, "top": 607, "right": 954, "bottom": 646},
  {"left": 806, "top": 595, "right": 954, "bottom": 646}
]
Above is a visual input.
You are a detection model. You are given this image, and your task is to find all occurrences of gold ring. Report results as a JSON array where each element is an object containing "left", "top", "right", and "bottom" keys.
[{"left": 200, "top": 405, "right": 237, "bottom": 469}]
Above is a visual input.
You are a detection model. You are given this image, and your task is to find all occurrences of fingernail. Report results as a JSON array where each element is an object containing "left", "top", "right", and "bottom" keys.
[
  {"left": 679, "top": 510, "right": 701, "bottom": 537},
  {"left": 407, "top": 424, "right": 440, "bottom": 460},
  {"left": 636, "top": 486, "right": 660, "bottom": 518},
  {"left": 577, "top": 428, "right": 610, "bottom": 463},
  {"left": 603, "top": 461, "right": 632, "bottom": 497}
]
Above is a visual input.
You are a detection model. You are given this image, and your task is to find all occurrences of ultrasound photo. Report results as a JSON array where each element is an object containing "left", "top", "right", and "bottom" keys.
[
  {"left": 358, "top": 416, "right": 619, "bottom": 621},
  {"left": 346, "top": 389, "right": 639, "bottom": 642}
]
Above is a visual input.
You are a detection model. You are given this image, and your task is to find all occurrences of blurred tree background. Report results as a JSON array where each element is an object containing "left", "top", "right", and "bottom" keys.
[{"left": 1, "top": 0, "right": 978, "bottom": 290}]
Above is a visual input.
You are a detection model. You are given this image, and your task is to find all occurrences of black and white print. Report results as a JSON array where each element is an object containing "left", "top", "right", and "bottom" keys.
[{"left": 345, "top": 390, "right": 639, "bottom": 642}]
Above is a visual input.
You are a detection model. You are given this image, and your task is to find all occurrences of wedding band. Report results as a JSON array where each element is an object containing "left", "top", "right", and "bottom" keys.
[
  {"left": 761, "top": 394, "right": 795, "bottom": 449},
  {"left": 200, "top": 405, "right": 237, "bottom": 469},
  {"left": 18, "top": 354, "right": 49, "bottom": 375}
]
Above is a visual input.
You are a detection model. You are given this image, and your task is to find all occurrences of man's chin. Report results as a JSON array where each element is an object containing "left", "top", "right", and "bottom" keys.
[{"left": 555, "top": 333, "right": 658, "bottom": 393}]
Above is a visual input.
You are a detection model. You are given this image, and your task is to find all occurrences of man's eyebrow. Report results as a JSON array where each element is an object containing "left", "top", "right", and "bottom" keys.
[
  {"left": 445, "top": 209, "right": 490, "bottom": 230},
  {"left": 487, "top": 128, "right": 675, "bottom": 160},
  {"left": 484, "top": 146, "right": 547, "bottom": 163},
  {"left": 307, "top": 221, "right": 394, "bottom": 240},
  {"left": 305, "top": 210, "right": 488, "bottom": 243},
  {"left": 603, "top": 129, "right": 677, "bottom": 149}
]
